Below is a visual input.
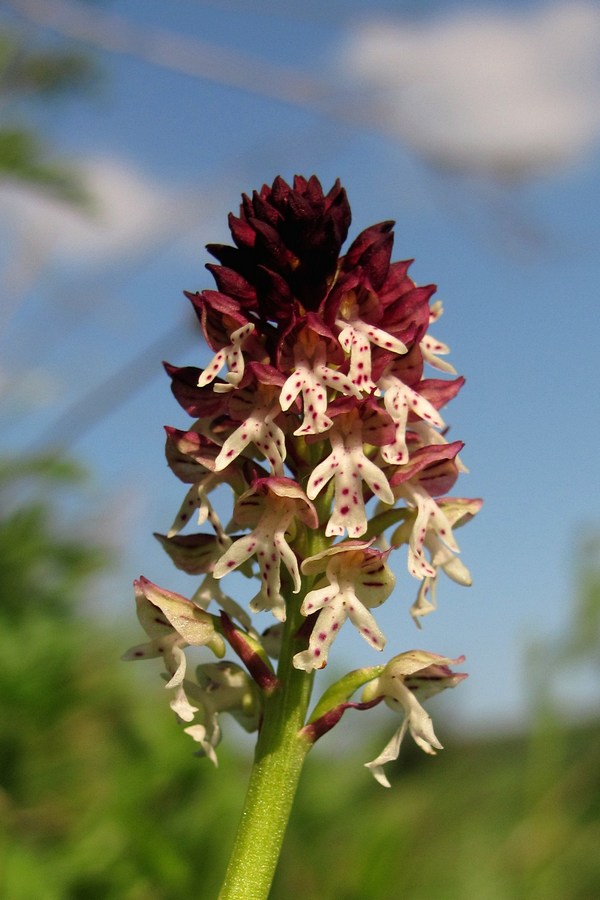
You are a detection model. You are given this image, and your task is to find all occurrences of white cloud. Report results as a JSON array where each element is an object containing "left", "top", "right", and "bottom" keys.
[
  {"left": 340, "top": 2, "right": 600, "bottom": 179},
  {"left": 0, "top": 156, "right": 193, "bottom": 269}
]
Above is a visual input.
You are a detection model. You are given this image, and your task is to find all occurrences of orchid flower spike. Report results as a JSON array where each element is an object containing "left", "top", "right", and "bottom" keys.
[{"left": 128, "top": 174, "right": 480, "bottom": 781}]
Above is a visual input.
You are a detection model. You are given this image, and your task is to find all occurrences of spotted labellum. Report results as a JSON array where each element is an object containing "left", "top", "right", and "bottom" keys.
[{"left": 125, "top": 175, "right": 481, "bottom": 785}]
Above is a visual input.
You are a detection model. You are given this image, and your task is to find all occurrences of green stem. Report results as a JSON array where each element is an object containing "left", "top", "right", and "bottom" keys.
[{"left": 217, "top": 598, "right": 314, "bottom": 900}]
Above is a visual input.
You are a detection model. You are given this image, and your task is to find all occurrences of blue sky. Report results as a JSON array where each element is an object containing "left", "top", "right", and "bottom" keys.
[{"left": 1, "top": 0, "right": 599, "bottom": 736}]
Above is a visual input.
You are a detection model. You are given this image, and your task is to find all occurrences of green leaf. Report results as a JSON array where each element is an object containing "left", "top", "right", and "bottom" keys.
[{"left": 0, "top": 128, "right": 90, "bottom": 206}]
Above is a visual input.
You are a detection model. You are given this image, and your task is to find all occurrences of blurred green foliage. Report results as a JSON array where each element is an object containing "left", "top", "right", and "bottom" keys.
[
  {"left": 1, "top": 454, "right": 599, "bottom": 898},
  {"left": 0, "top": 454, "right": 247, "bottom": 899},
  {"left": 0, "top": 32, "right": 94, "bottom": 97},
  {"left": 0, "top": 26, "right": 95, "bottom": 204}
]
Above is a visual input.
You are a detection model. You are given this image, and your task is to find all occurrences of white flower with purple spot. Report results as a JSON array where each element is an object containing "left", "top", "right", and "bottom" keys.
[
  {"left": 379, "top": 373, "right": 445, "bottom": 465},
  {"left": 197, "top": 322, "right": 256, "bottom": 391},
  {"left": 213, "top": 385, "right": 286, "bottom": 476},
  {"left": 307, "top": 409, "right": 394, "bottom": 538},
  {"left": 293, "top": 541, "right": 395, "bottom": 671},
  {"left": 280, "top": 339, "right": 360, "bottom": 436},
  {"left": 212, "top": 478, "right": 317, "bottom": 621},
  {"left": 409, "top": 498, "right": 482, "bottom": 626},
  {"left": 122, "top": 577, "right": 225, "bottom": 721},
  {"left": 399, "top": 481, "right": 459, "bottom": 580},
  {"left": 421, "top": 301, "right": 457, "bottom": 374},
  {"left": 362, "top": 650, "right": 467, "bottom": 787},
  {"left": 336, "top": 299, "right": 408, "bottom": 393}
]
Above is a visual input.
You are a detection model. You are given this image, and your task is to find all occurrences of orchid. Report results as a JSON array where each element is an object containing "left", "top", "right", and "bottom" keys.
[
  {"left": 362, "top": 651, "right": 467, "bottom": 787},
  {"left": 122, "top": 577, "right": 225, "bottom": 721},
  {"left": 197, "top": 322, "right": 256, "bottom": 392},
  {"left": 212, "top": 477, "right": 317, "bottom": 620},
  {"left": 213, "top": 380, "right": 287, "bottom": 476},
  {"left": 279, "top": 329, "right": 360, "bottom": 435},
  {"left": 421, "top": 301, "right": 458, "bottom": 374},
  {"left": 127, "top": 175, "right": 481, "bottom": 900},
  {"left": 293, "top": 541, "right": 394, "bottom": 671},
  {"left": 379, "top": 371, "right": 445, "bottom": 466},
  {"left": 306, "top": 405, "right": 395, "bottom": 538},
  {"left": 336, "top": 314, "right": 407, "bottom": 393},
  {"left": 183, "top": 661, "right": 261, "bottom": 766}
]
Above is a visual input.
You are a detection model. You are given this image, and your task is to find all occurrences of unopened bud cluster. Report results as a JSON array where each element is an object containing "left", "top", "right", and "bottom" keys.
[{"left": 125, "top": 176, "right": 481, "bottom": 785}]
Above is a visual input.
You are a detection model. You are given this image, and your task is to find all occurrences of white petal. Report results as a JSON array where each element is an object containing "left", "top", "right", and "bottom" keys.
[
  {"left": 345, "top": 601, "right": 387, "bottom": 652},
  {"left": 364, "top": 721, "right": 408, "bottom": 788},
  {"left": 169, "top": 684, "right": 198, "bottom": 722},
  {"left": 164, "top": 643, "right": 187, "bottom": 688},
  {"left": 403, "top": 687, "right": 444, "bottom": 755},
  {"left": 306, "top": 451, "right": 338, "bottom": 499},
  {"left": 183, "top": 722, "right": 220, "bottom": 767},
  {"left": 213, "top": 422, "right": 254, "bottom": 471},
  {"left": 298, "top": 602, "right": 348, "bottom": 670},
  {"left": 212, "top": 535, "right": 258, "bottom": 579},
  {"left": 357, "top": 455, "right": 394, "bottom": 505}
]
